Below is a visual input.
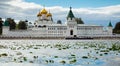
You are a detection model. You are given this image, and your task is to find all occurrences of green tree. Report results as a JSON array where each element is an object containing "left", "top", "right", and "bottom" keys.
[
  {"left": 113, "top": 22, "right": 120, "bottom": 34},
  {"left": 75, "top": 18, "right": 84, "bottom": 24},
  {"left": 18, "top": 21, "right": 27, "bottom": 30},
  {"left": 9, "top": 19, "right": 16, "bottom": 30},
  {"left": 0, "top": 18, "right": 3, "bottom": 35}
]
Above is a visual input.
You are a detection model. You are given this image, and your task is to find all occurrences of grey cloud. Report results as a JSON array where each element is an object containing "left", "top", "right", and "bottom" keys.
[{"left": 0, "top": 0, "right": 13, "bottom": 2}]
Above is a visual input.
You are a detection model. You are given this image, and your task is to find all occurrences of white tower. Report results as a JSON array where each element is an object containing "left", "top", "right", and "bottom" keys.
[
  {"left": 107, "top": 21, "right": 113, "bottom": 35},
  {"left": 66, "top": 7, "right": 77, "bottom": 37}
]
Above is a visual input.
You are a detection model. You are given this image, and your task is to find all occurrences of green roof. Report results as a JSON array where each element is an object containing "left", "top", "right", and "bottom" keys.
[
  {"left": 4, "top": 20, "right": 9, "bottom": 26},
  {"left": 108, "top": 21, "right": 112, "bottom": 27},
  {"left": 67, "top": 7, "right": 75, "bottom": 20}
]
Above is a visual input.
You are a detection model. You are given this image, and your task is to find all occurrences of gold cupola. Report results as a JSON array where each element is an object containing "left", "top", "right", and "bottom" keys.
[
  {"left": 37, "top": 12, "right": 42, "bottom": 17},
  {"left": 40, "top": 8, "right": 48, "bottom": 14},
  {"left": 47, "top": 12, "right": 52, "bottom": 17}
]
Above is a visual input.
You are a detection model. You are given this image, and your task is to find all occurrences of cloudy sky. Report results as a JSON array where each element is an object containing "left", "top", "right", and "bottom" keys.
[{"left": 0, "top": 0, "right": 120, "bottom": 27}]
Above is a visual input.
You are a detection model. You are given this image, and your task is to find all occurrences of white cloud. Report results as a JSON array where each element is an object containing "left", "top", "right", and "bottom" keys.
[{"left": 7, "top": 0, "right": 42, "bottom": 9}]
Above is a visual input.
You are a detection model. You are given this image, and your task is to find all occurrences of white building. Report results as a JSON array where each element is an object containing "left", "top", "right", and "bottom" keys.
[{"left": 2, "top": 7, "right": 113, "bottom": 38}]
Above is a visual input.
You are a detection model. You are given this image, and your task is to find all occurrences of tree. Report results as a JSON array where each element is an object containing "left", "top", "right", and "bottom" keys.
[
  {"left": 9, "top": 19, "right": 16, "bottom": 30},
  {"left": 0, "top": 18, "right": 3, "bottom": 35},
  {"left": 4, "top": 18, "right": 16, "bottom": 30},
  {"left": 57, "top": 20, "right": 62, "bottom": 24},
  {"left": 113, "top": 22, "right": 120, "bottom": 34},
  {"left": 75, "top": 18, "right": 84, "bottom": 24},
  {"left": 18, "top": 20, "right": 27, "bottom": 30}
]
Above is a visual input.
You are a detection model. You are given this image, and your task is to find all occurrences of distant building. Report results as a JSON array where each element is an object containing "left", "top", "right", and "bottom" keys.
[{"left": 2, "top": 7, "right": 113, "bottom": 38}]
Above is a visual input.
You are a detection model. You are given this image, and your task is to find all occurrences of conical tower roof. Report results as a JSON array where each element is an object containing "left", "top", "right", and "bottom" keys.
[
  {"left": 108, "top": 21, "right": 113, "bottom": 27},
  {"left": 67, "top": 7, "right": 75, "bottom": 20}
]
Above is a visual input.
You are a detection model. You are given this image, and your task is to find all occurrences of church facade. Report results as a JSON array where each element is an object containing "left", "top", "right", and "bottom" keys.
[{"left": 2, "top": 7, "right": 113, "bottom": 38}]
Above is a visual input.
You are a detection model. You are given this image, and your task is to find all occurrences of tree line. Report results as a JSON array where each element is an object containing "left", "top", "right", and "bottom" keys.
[
  {"left": 113, "top": 21, "right": 120, "bottom": 34},
  {"left": 4, "top": 18, "right": 27, "bottom": 30}
]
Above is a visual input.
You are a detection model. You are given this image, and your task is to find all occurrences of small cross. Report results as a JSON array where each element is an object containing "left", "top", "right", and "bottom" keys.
[{"left": 70, "top": 6, "right": 72, "bottom": 10}]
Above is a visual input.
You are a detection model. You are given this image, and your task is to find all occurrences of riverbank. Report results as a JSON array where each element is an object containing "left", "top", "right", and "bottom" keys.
[{"left": 0, "top": 36, "right": 120, "bottom": 40}]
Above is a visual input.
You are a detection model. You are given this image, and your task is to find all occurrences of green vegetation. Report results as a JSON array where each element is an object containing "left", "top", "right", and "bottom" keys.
[
  {"left": 54, "top": 56, "right": 58, "bottom": 58},
  {"left": 0, "top": 53, "right": 8, "bottom": 57},
  {"left": 111, "top": 44, "right": 120, "bottom": 51},
  {"left": 100, "top": 54, "right": 103, "bottom": 56},
  {"left": 18, "top": 20, "right": 27, "bottom": 30},
  {"left": 0, "top": 18, "right": 3, "bottom": 35},
  {"left": 69, "top": 59, "right": 77, "bottom": 64},
  {"left": 33, "top": 56, "right": 38, "bottom": 59},
  {"left": 82, "top": 56, "right": 88, "bottom": 59},
  {"left": 113, "top": 22, "right": 120, "bottom": 34},
  {"left": 23, "top": 57, "right": 27, "bottom": 61},
  {"left": 60, "top": 60, "right": 66, "bottom": 64},
  {"left": 100, "top": 50, "right": 109, "bottom": 52},
  {"left": 0, "top": 40, "right": 120, "bottom": 65},
  {"left": 75, "top": 18, "right": 84, "bottom": 24}
]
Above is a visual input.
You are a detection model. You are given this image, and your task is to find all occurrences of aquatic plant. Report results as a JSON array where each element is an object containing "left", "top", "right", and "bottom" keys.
[
  {"left": 60, "top": 60, "right": 66, "bottom": 64},
  {"left": 69, "top": 59, "right": 77, "bottom": 64},
  {"left": 29, "top": 61, "right": 34, "bottom": 63},
  {"left": 100, "top": 50, "right": 109, "bottom": 52},
  {"left": 16, "top": 52, "right": 22, "bottom": 55},
  {"left": 23, "top": 57, "right": 27, "bottom": 61},
  {"left": 54, "top": 56, "right": 58, "bottom": 58},
  {"left": 82, "top": 56, "right": 88, "bottom": 59},
  {"left": 0, "top": 53, "right": 8, "bottom": 57},
  {"left": 100, "top": 54, "right": 103, "bottom": 56}
]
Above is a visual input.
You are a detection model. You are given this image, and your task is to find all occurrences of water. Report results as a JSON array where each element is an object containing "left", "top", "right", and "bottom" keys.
[{"left": 0, "top": 39, "right": 120, "bottom": 66}]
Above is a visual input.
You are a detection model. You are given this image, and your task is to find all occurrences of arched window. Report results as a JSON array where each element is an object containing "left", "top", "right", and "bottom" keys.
[{"left": 70, "top": 30, "right": 73, "bottom": 35}]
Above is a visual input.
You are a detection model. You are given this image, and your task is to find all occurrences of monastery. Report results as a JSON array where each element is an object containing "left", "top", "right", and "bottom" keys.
[{"left": 2, "top": 7, "right": 113, "bottom": 38}]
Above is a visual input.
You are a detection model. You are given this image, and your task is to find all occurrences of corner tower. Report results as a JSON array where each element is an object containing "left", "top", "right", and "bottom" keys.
[
  {"left": 66, "top": 7, "right": 77, "bottom": 37},
  {"left": 107, "top": 21, "right": 113, "bottom": 35}
]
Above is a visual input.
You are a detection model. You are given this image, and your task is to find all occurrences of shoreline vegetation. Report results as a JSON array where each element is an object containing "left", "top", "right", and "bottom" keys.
[{"left": 0, "top": 36, "right": 120, "bottom": 40}]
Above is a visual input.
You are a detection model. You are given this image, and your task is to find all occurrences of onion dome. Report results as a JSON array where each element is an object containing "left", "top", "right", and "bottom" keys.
[
  {"left": 40, "top": 8, "right": 48, "bottom": 14},
  {"left": 37, "top": 12, "right": 42, "bottom": 17},
  {"left": 46, "top": 13, "right": 52, "bottom": 17}
]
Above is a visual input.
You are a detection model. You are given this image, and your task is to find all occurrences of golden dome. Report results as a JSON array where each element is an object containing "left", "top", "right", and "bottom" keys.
[
  {"left": 46, "top": 13, "right": 52, "bottom": 17},
  {"left": 40, "top": 8, "right": 48, "bottom": 14},
  {"left": 37, "top": 12, "right": 42, "bottom": 17}
]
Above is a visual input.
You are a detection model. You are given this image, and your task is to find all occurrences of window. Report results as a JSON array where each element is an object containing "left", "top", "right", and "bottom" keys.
[{"left": 70, "top": 30, "right": 73, "bottom": 35}]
